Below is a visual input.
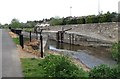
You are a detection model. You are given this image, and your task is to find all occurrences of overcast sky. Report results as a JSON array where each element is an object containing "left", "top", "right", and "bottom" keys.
[{"left": 0, "top": 0, "right": 119, "bottom": 24}]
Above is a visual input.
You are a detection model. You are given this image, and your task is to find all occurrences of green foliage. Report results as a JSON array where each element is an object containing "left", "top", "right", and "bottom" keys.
[
  {"left": 21, "top": 54, "right": 88, "bottom": 78},
  {"left": 111, "top": 42, "right": 120, "bottom": 63},
  {"left": 77, "top": 17, "right": 86, "bottom": 24},
  {"left": 111, "top": 65, "right": 120, "bottom": 78},
  {"left": 89, "top": 64, "right": 111, "bottom": 79},
  {"left": 9, "top": 18, "right": 22, "bottom": 28},
  {"left": 86, "top": 15, "right": 99, "bottom": 23},
  {"left": 12, "top": 37, "right": 19, "bottom": 45},
  {"left": 41, "top": 55, "right": 88, "bottom": 78},
  {"left": 49, "top": 11, "right": 118, "bottom": 25},
  {"left": 89, "top": 64, "right": 120, "bottom": 79},
  {"left": 0, "top": 23, "right": 2, "bottom": 28},
  {"left": 23, "top": 28, "right": 33, "bottom": 32},
  {"left": 50, "top": 18, "right": 63, "bottom": 26}
]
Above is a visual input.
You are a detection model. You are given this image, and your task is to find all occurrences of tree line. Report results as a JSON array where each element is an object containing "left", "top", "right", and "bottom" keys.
[
  {"left": 50, "top": 11, "right": 119, "bottom": 26},
  {"left": 0, "top": 11, "right": 119, "bottom": 28}
]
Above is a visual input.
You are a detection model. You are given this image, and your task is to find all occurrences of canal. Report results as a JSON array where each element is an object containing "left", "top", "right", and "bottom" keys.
[
  {"left": 47, "top": 39, "right": 117, "bottom": 68},
  {"left": 22, "top": 31, "right": 117, "bottom": 68}
]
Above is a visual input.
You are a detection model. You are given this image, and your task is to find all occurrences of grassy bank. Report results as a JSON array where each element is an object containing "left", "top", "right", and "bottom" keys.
[
  {"left": 21, "top": 54, "right": 88, "bottom": 78},
  {"left": 12, "top": 37, "right": 19, "bottom": 45}
]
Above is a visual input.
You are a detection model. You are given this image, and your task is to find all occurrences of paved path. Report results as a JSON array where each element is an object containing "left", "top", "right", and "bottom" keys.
[
  {"left": 0, "top": 29, "right": 2, "bottom": 79},
  {"left": 2, "top": 29, "right": 23, "bottom": 78}
]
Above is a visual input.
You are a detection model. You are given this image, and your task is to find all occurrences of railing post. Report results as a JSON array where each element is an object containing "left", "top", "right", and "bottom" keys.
[
  {"left": 30, "top": 31, "right": 31, "bottom": 42},
  {"left": 69, "top": 34, "right": 72, "bottom": 44},
  {"left": 40, "top": 33, "right": 43, "bottom": 58},
  {"left": 19, "top": 34, "right": 24, "bottom": 49}
]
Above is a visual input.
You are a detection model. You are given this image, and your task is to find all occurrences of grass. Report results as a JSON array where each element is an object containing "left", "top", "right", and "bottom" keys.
[
  {"left": 24, "top": 37, "right": 30, "bottom": 42},
  {"left": 21, "top": 58, "right": 45, "bottom": 77},
  {"left": 12, "top": 36, "right": 30, "bottom": 45},
  {"left": 21, "top": 54, "right": 88, "bottom": 78},
  {"left": 23, "top": 28, "right": 34, "bottom": 32},
  {"left": 12, "top": 37, "right": 20, "bottom": 45}
]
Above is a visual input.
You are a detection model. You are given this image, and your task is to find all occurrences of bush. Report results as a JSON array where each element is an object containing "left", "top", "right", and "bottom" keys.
[
  {"left": 89, "top": 64, "right": 111, "bottom": 79},
  {"left": 21, "top": 54, "right": 88, "bottom": 78},
  {"left": 89, "top": 64, "right": 120, "bottom": 79},
  {"left": 41, "top": 55, "right": 88, "bottom": 78},
  {"left": 111, "top": 65, "right": 120, "bottom": 78},
  {"left": 111, "top": 42, "right": 120, "bottom": 63}
]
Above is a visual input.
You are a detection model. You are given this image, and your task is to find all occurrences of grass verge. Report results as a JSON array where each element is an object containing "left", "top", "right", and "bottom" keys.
[
  {"left": 21, "top": 54, "right": 88, "bottom": 78},
  {"left": 12, "top": 37, "right": 19, "bottom": 45}
]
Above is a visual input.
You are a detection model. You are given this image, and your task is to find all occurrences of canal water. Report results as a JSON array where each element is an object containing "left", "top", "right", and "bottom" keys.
[
  {"left": 47, "top": 39, "right": 117, "bottom": 68},
  {"left": 22, "top": 32, "right": 117, "bottom": 68}
]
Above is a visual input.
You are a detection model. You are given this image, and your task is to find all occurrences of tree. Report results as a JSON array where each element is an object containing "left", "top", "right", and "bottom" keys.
[
  {"left": 50, "top": 18, "right": 63, "bottom": 26},
  {"left": 77, "top": 17, "right": 86, "bottom": 24},
  {"left": 9, "top": 18, "right": 22, "bottom": 28},
  {"left": 86, "top": 15, "right": 99, "bottom": 23},
  {"left": 0, "top": 23, "right": 2, "bottom": 28}
]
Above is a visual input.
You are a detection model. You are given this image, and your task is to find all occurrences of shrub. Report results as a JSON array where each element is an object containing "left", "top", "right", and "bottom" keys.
[
  {"left": 21, "top": 54, "right": 88, "bottom": 78},
  {"left": 89, "top": 64, "right": 111, "bottom": 79},
  {"left": 111, "top": 42, "right": 120, "bottom": 63},
  {"left": 111, "top": 64, "right": 120, "bottom": 78},
  {"left": 41, "top": 54, "right": 88, "bottom": 78},
  {"left": 89, "top": 64, "right": 120, "bottom": 79}
]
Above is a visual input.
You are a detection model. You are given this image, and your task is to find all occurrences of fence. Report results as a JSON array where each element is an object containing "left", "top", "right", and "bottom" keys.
[{"left": 9, "top": 28, "right": 45, "bottom": 57}]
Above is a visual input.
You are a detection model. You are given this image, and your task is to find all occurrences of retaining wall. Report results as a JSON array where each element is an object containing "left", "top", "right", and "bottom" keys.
[{"left": 42, "top": 22, "right": 119, "bottom": 47}]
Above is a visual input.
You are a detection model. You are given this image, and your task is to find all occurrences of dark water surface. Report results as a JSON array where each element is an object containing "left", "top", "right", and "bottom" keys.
[{"left": 47, "top": 39, "right": 116, "bottom": 68}]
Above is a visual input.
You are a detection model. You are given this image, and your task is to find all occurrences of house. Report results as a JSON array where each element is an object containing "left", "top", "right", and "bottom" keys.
[{"left": 34, "top": 22, "right": 50, "bottom": 32}]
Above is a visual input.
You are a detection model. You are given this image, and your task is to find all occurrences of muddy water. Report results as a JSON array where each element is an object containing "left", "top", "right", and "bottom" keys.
[{"left": 47, "top": 39, "right": 116, "bottom": 68}]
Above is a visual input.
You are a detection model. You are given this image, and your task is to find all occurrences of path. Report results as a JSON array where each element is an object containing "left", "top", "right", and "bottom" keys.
[
  {"left": 2, "top": 29, "right": 23, "bottom": 78},
  {"left": 0, "top": 29, "right": 2, "bottom": 79}
]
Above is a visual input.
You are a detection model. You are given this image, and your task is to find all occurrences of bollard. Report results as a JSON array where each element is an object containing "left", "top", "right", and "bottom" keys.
[
  {"left": 30, "top": 31, "right": 31, "bottom": 42},
  {"left": 9, "top": 27, "right": 11, "bottom": 29},
  {"left": 19, "top": 34, "right": 24, "bottom": 49},
  {"left": 40, "top": 34, "right": 43, "bottom": 58},
  {"left": 69, "top": 34, "right": 72, "bottom": 44}
]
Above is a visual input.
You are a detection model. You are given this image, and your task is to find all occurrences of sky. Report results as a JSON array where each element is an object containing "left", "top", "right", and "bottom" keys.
[{"left": 0, "top": 0, "right": 119, "bottom": 24}]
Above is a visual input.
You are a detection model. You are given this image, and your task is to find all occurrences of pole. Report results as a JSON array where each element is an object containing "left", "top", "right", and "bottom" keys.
[
  {"left": 70, "top": 6, "right": 72, "bottom": 16},
  {"left": 40, "top": 33, "right": 43, "bottom": 58},
  {"left": 30, "top": 31, "right": 31, "bottom": 42},
  {"left": 19, "top": 34, "right": 24, "bottom": 49},
  {"left": 98, "top": 0, "right": 100, "bottom": 15}
]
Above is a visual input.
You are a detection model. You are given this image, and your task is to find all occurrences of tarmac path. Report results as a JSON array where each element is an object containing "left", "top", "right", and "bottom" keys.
[
  {"left": 0, "top": 29, "right": 2, "bottom": 79},
  {"left": 2, "top": 29, "right": 23, "bottom": 78}
]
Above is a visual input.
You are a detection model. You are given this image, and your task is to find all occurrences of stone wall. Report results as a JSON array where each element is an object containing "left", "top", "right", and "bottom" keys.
[
  {"left": 48, "top": 22, "right": 118, "bottom": 42},
  {"left": 42, "top": 22, "right": 118, "bottom": 47}
]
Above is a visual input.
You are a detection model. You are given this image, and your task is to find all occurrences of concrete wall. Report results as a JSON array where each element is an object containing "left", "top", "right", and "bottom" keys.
[
  {"left": 43, "top": 22, "right": 118, "bottom": 47},
  {"left": 48, "top": 22, "right": 118, "bottom": 41}
]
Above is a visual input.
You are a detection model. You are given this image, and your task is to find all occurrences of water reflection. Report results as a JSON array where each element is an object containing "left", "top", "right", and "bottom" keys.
[{"left": 47, "top": 39, "right": 116, "bottom": 68}]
